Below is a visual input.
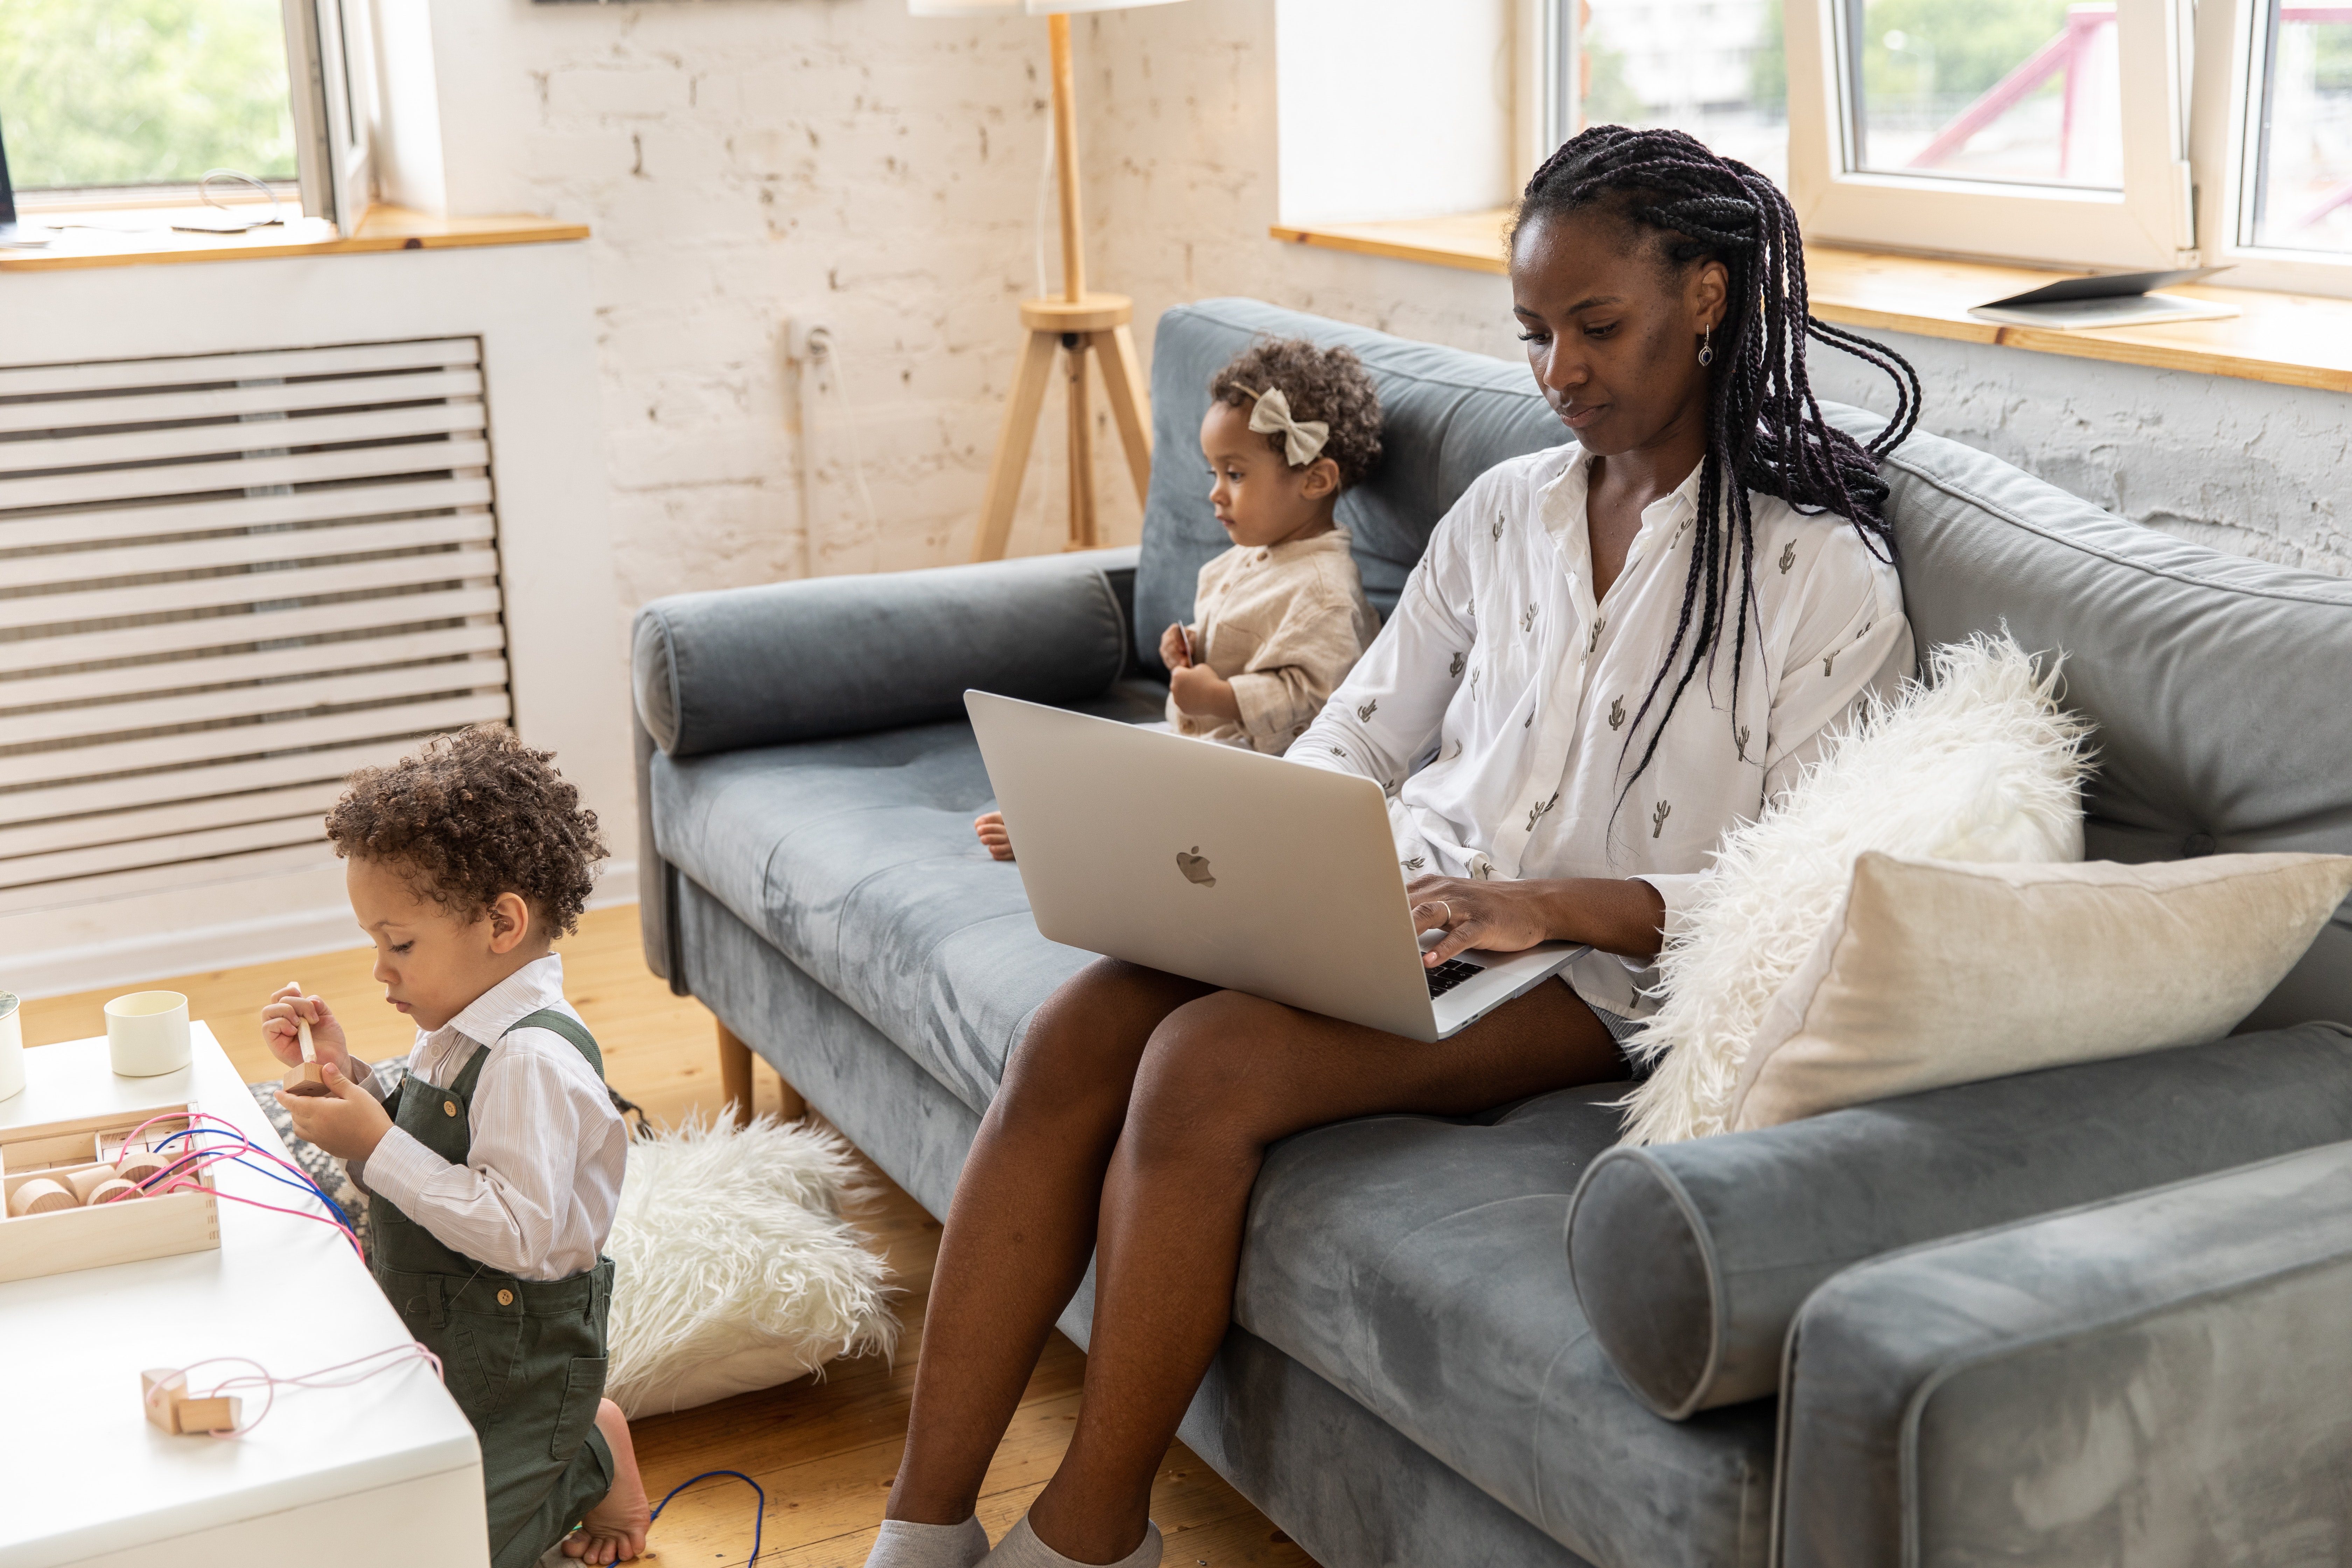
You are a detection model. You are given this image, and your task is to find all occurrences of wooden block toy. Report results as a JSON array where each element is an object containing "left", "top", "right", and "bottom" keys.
[
  {"left": 281, "top": 1060, "right": 331, "bottom": 1098},
  {"left": 86, "top": 1177, "right": 141, "bottom": 1205},
  {"left": 8, "top": 1177, "right": 75, "bottom": 1217},
  {"left": 66, "top": 1164, "right": 121, "bottom": 1203},
  {"left": 139, "top": 1369, "right": 242, "bottom": 1435}
]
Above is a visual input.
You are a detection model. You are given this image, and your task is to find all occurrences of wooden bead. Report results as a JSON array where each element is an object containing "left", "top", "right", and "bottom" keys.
[
  {"left": 66, "top": 1164, "right": 121, "bottom": 1203},
  {"left": 85, "top": 1178, "right": 141, "bottom": 1206},
  {"left": 115, "top": 1149, "right": 172, "bottom": 1186},
  {"left": 9, "top": 1178, "right": 76, "bottom": 1217}
]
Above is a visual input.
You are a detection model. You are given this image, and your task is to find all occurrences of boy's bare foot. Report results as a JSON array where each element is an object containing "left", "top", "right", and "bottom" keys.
[
  {"left": 562, "top": 1399, "right": 652, "bottom": 1564},
  {"left": 974, "top": 811, "right": 1014, "bottom": 862}
]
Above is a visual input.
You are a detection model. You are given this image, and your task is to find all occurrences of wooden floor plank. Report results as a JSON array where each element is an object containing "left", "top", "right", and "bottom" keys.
[{"left": 24, "top": 904, "right": 1318, "bottom": 1567}]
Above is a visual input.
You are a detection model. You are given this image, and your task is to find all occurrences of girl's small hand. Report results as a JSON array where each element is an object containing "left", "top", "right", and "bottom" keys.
[
  {"left": 1406, "top": 876, "right": 1556, "bottom": 967},
  {"left": 974, "top": 811, "right": 1015, "bottom": 862},
  {"left": 1169, "top": 663, "right": 1241, "bottom": 723},
  {"left": 1159, "top": 623, "right": 1193, "bottom": 671},
  {"left": 276, "top": 1059, "right": 393, "bottom": 1161},
  {"left": 261, "top": 984, "right": 352, "bottom": 1077}
]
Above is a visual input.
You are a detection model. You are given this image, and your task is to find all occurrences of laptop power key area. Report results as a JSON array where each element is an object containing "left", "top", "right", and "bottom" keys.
[{"left": 1424, "top": 958, "right": 1485, "bottom": 999}]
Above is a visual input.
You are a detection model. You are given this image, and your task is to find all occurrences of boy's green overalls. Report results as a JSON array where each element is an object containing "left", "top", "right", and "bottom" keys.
[{"left": 362, "top": 1009, "right": 617, "bottom": 1568}]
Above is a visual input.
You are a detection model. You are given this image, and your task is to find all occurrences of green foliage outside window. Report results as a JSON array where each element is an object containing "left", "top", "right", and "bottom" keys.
[{"left": 0, "top": 0, "right": 295, "bottom": 190}]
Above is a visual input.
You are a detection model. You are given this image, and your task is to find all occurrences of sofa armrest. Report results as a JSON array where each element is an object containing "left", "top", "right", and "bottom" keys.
[
  {"left": 632, "top": 546, "right": 1137, "bottom": 758},
  {"left": 1775, "top": 1139, "right": 2352, "bottom": 1568},
  {"left": 1566, "top": 1022, "right": 2352, "bottom": 1418}
]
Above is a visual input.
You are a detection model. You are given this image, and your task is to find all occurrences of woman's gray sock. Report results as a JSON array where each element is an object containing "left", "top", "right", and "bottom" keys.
[
  {"left": 865, "top": 1515, "right": 991, "bottom": 1568},
  {"left": 981, "top": 1514, "right": 1163, "bottom": 1568}
]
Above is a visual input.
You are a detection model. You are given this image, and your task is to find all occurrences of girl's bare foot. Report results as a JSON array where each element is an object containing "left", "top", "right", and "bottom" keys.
[
  {"left": 974, "top": 811, "right": 1014, "bottom": 861},
  {"left": 562, "top": 1399, "right": 652, "bottom": 1564}
]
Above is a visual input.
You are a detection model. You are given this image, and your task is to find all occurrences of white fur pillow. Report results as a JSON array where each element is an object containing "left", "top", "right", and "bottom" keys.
[
  {"left": 1619, "top": 634, "right": 2092, "bottom": 1145},
  {"left": 606, "top": 1114, "right": 899, "bottom": 1418}
]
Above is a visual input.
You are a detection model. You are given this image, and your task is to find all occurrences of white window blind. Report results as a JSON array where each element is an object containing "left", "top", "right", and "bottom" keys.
[{"left": 0, "top": 339, "right": 511, "bottom": 917}]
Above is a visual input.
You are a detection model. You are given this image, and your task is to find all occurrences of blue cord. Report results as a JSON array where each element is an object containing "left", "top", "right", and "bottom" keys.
[
  {"left": 646, "top": 1469, "right": 765, "bottom": 1566},
  {"left": 147, "top": 1128, "right": 354, "bottom": 1230}
]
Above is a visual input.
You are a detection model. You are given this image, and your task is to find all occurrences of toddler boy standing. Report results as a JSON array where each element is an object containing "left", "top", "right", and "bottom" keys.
[{"left": 269, "top": 726, "right": 647, "bottom": 1567}]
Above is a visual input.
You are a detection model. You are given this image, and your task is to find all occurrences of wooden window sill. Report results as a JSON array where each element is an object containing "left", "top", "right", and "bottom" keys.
[
  {"left": 0, "top": 204, "right": 589, "bottom": 274},
  {"left": 1270, "top": 211, "right": 2352, "bottom": 397}
]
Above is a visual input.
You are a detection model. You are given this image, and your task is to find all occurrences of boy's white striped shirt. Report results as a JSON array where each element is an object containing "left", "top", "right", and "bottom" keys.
[
  {"left": 354, "top": 954, "right": 627, "bottom": 1280},
  {"left": 1290, "top": 443, "right": 1912, "bottom": 1019}
]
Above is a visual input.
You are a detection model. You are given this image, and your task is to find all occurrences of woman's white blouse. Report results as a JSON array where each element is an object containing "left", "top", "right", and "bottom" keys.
[{"left": 1290, "top": 443, "right": 1912, "bottom": 1018}]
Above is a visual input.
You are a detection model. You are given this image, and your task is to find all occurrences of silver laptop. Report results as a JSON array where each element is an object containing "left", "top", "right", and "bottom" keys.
[{"left": 966, "top": 691, "right": 1587, "bottom": 1043}]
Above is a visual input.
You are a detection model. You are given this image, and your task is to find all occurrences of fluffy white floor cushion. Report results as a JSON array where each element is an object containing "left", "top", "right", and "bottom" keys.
[
  {"left": 606, "top": 1114, "right": 898, "bottom": 1418},
  {"left": 1619, "top": 633, "right": 2092, "bottom": 1145}
]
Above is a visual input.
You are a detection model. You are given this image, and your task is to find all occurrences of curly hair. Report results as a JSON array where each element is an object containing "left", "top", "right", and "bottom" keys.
[
  {"left": 1208, "top": 337, "right": 1384, "bottom": 489},
  {"left": 1514, "top": 125, "right": 1921, "bottom": 808},
  {"left": 324, "top": 725, "right": 608, "bottom": 938}
]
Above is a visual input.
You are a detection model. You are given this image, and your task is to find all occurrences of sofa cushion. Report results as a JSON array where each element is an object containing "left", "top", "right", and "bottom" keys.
[
  {"left": 1236, "top": 1086, "right": 1777, "bottom": 1568},
  {"left": 648, "top": 698, "right": 1158, "bottom": 1116}
]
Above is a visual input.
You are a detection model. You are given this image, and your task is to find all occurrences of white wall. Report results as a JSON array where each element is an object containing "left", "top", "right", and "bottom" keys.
[
  {"left": 1808, "top": 329, "right": 2352, "bottom": 577},
  {"left": 1274, "top": 0, "right": 1517, "bottom": 226}
]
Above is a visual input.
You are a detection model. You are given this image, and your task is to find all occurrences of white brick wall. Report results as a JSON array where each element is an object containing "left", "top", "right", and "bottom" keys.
[{"left": 405, "top": 0, "right": 2344, "bottom": 637}]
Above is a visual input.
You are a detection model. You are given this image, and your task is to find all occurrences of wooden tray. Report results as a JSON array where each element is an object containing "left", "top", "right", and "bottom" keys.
[{"left": 0, "top": 1103, "right": 219, "bottom": 1284}]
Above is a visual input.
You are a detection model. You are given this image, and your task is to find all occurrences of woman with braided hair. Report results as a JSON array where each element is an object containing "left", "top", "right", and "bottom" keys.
[{"left": 866, "top": 126, "right": 1921, "bottom": 1568}]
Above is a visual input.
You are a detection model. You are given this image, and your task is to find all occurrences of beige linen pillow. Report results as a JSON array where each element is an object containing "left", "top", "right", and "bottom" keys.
[{"left": 1728, "top": 850, "right": 2352, "bottom": 1132}]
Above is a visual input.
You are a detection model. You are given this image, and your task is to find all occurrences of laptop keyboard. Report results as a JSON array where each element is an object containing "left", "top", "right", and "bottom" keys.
[{"left": 1426, "top": 958, "right": 1485, "bottom": 999}]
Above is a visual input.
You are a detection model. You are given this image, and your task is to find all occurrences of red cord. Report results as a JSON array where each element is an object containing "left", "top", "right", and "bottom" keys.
[{"left": 149, "top": 1343, "right": 445, "bottom": 1438}]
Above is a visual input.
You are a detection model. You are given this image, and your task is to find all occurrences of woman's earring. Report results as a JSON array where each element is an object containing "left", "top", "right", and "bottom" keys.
[{"left": 1698, "top": 325, "right": 1715, "bottom": 368}]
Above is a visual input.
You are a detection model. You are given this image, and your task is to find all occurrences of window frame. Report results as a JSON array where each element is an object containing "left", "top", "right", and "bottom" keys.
[
  {"left": 286, "top": 0, "right": 378, "bottom": 231},
  {"left": 2187, "top": 0, "right": 2352, "bottom": 297},
  {"left": 1783, "top": 0, "right": 2198, "bottom": 270}
]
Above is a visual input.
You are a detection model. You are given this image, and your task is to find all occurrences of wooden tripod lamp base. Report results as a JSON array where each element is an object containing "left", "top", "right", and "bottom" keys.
[{"left": 971, "top": 293, "right": 1154, "bottom": 562}]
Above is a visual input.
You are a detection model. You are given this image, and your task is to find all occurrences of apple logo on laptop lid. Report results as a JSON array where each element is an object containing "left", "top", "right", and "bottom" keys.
[{"left": 1176, "top": 847, "right": 1216, "bottom": 887}]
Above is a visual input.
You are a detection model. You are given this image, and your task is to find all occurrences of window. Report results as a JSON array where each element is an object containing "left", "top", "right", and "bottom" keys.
[
  {"left": 0, "top": 0, "right": 374, "bottom": 227},
  {"left": 1563, "top": 0, "right": 1793, "bottom": 187},
  {"left": 2192, "top": 0, "right": 2352, "bottom": 290},
  {"left": 1549, "top": 0, "right": 2196, "bottom": 271}
]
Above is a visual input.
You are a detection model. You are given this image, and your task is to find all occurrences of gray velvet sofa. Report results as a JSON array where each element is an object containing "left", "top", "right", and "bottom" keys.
[{"left": 631, "top": 299, "right": 2352, "bottom": 1568}]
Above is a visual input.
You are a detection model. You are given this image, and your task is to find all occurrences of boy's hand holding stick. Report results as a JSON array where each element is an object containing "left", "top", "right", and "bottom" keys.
[{"left": 264, "top": 982, "right": 348, "bottom": 1097}]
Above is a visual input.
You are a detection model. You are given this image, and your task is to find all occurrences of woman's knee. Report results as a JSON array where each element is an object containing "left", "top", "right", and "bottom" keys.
[
  {"left": 1120, "top": 991, "right": 1290, "bottom": 1168},
  {"left": 993, "top": 959, "right": 1175, "bottom": 1125}
]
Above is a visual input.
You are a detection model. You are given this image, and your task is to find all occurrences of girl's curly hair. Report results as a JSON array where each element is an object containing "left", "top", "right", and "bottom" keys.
[
  {"left": 1209, "top": 337, "right": 1385, "bottom": 489},
  {"left": 325, "top": 725, "right": 608, "bottom": 937}
]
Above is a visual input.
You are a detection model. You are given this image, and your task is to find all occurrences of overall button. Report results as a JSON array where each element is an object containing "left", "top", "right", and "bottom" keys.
[
  {"left": 443, "top": 1100, "right": 458, "bottom": 1116},
  {"left": 497, "top": 1289, "right": 515, "bottom": 1307}
]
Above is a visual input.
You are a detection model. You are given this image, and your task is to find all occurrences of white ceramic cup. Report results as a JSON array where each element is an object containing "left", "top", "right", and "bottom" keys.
[
  {"left": 0, "top": 992, "right": 23, "bottom": 1103},
  {"left": 106, "top": 990, "right": 191, "bottom": 1078}
]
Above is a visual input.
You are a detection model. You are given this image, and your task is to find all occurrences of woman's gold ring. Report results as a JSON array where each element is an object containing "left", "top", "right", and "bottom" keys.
[{"left": 1436, "top": 900, "right": 1454, "bottom": 926}]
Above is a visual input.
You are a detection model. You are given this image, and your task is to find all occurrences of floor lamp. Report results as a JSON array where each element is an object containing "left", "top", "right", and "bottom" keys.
[{"left": 909, "top": 0, "right": 1188, "bottom": 560}]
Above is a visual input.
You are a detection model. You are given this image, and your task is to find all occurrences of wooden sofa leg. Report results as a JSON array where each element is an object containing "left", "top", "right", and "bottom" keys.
[{"left": 715, "top": 1019, "right": 806, "bottom": 1126}]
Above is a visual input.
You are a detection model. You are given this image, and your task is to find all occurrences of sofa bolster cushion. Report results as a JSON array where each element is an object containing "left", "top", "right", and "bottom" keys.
[
  {"left": 1567, "top": 1021, "right": 2352, "bottom": 1419},
  {"left": 634, "top": 548, "right": 1135, "bottom": 758}
]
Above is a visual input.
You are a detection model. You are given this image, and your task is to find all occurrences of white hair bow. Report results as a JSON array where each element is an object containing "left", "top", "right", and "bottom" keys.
[{"left": 1245, "top": 386, "right": 1330, "bottom": 468}]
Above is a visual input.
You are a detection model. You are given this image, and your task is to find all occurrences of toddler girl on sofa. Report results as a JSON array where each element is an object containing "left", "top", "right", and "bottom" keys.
[{"left": 975, "top": 337, "right": 1384, "bottom": 860}]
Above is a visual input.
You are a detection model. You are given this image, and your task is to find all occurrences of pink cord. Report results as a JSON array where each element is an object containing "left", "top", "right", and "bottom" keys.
[
  {"left": 148, "top": 1343, "right": 445, "bottom": 1438},
  {"left": 122, "top": 1110, "right": 364, "bottom": 1257}
]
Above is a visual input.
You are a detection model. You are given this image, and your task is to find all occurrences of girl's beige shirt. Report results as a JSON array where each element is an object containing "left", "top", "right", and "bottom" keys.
[{"left": 1171, "top": 528, "right": 1380, "bottom": 754}]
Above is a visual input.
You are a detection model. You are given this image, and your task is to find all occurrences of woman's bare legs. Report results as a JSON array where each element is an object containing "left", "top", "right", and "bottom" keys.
[
  {"left": 886, "top": 960, "right": 1213, "bottom": 1527},
  {"left": 1026, "top": 981, "right": 1625, "bottom": 1562}
]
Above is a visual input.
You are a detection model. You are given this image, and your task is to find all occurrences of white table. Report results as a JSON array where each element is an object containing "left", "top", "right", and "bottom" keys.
[{"left": 0, "top": 1024, "right": 488, "bottom": 1567}]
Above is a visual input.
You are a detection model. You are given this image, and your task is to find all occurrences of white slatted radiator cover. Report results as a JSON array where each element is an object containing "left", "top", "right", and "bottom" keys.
[{"left": 0, "top": 340, "right": 511, "bottom": 918}]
